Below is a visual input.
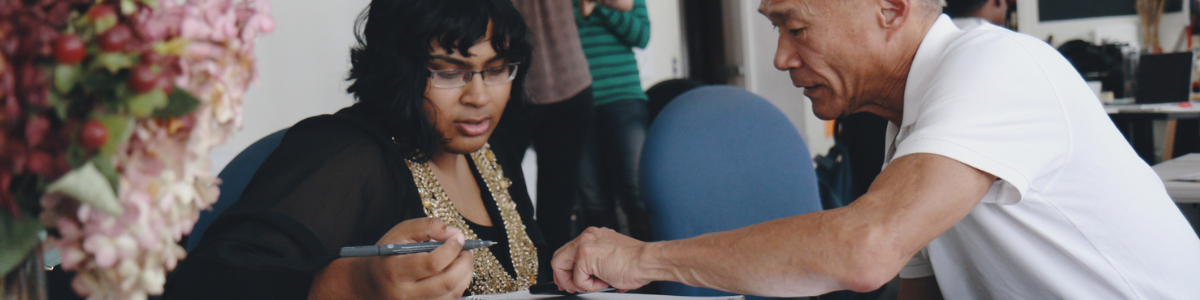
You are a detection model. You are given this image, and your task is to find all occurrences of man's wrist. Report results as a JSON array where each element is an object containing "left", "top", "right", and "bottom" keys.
[{"left": 634, "top": 241, "right": 672, "bottom": 283}]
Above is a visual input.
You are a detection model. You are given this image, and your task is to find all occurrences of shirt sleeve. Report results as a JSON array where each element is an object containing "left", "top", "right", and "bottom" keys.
[
  {"left": 583, "top": 0, "right": 650, "bottom": 48},
  {"left": 900, "top": 247, "right": 934, "bottom": 279},
  {"left": 163, "top": 120, "right": 412, "bottom": 300},
  {"left": 892, "top": 32, "right": 1070, "bottom": 205}
]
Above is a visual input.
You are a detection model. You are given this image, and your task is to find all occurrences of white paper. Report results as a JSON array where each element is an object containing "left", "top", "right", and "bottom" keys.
[{"left": 463, "top": 291, "right": 743, "bottom": 300}]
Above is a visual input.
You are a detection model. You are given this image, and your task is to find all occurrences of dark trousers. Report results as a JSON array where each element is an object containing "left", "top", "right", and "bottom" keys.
[
  {"left": 506, "top": 87, "right": 593, "bottom": 252},
  {"left": 579, "top": 99, "right": 651, "bottom": 240}
]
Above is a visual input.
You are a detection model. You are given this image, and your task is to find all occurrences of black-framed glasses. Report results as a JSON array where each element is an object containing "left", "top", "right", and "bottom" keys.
[{"left": 427, "top": 62, "right": 521, "bottom": 88}]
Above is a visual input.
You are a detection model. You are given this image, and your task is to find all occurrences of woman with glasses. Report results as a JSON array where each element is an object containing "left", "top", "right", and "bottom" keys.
[{"left": 163, "top": 1, "right": 551, "bottom": 299}]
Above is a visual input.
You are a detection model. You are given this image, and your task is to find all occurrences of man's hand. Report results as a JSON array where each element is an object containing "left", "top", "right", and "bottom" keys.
[{"left": 551, "top": 227, "right": 653, "bottom": 293}]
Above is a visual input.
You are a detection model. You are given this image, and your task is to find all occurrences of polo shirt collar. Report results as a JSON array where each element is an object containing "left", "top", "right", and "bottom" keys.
[{"left": 901, "top": 14, "right": 960, "bottom": 128}]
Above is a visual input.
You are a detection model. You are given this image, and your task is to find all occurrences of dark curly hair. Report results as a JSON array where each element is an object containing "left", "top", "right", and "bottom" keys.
[
  {"left": 944, "top": 0, "right": 989, "bottom": 18},
  {"left": 346, "top": 0, "right": 532, "bottom": 163}
]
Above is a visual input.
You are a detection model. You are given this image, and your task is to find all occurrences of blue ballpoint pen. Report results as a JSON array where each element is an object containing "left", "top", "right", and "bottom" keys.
[{"left": 339, "top": 240, "right": 496, "bottom": 257}]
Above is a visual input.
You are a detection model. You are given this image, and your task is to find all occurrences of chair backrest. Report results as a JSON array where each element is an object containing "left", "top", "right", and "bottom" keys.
[
  {"left": 640, "top": 86, "right": 821, "bottom": 299},
  {"left": 186, "top": 128, "right": 289, "bottom": 252}
]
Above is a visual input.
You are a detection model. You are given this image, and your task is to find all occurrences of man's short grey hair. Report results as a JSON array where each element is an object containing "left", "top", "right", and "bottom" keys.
[{"left": 922, "top": 0, "right": 944, "bottom": 16}]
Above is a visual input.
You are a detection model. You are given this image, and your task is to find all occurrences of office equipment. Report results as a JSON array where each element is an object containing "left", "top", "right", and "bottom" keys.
[
  {"left": 1105, "top": 102, "right": 1200, "bottom": 163},
  {"left": 640, "top": 86, "right": 822, "bottom": 300},
  {"left": 1135, "top": 52, "right": 1194, "bottom": 104},
  {"left": 339, "top": 240, "right": 495, "bottom": 257},
  {"left": 1152, "top": 153, "right": 1200, "bottom": 203}
]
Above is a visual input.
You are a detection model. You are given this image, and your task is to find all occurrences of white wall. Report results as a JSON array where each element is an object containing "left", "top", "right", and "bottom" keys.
[
  {"left": 1016, "top": 0, "right": 1191, "bottom": 50},
  {"left": 638, "top": 0, "right": 686, "bottom": 89},
  {"left": 210, "top": 1, "right": 367, "bottom": 172},
  {"left": 726, "top": 0, "right": 829, "bottom": 157}
]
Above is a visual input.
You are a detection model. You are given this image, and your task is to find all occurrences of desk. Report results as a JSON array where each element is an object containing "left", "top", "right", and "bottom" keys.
[
  {"left": 1151, "top": 153, "right": 1200, "bottom": 203},
  {"left": 1105, "top": 102, "right": 1200, "bottom": 164}
]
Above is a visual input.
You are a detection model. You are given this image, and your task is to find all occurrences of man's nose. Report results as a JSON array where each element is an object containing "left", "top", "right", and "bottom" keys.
[{"left": 774, "top": 35, "right": 802, "bottom": 71}]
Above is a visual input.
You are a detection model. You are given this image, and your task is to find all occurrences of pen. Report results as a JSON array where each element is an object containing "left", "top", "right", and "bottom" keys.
[
  {"left": 340, "top": 240, "right": 496, "bottom": 257},
  {"left": 529, "top": 282, "right": 615, "bottom": 295}
]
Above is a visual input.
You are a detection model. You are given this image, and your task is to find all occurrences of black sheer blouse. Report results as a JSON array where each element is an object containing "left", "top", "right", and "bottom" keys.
[{"left": 162, "top": 104, "right": 551, "bottom": 299}]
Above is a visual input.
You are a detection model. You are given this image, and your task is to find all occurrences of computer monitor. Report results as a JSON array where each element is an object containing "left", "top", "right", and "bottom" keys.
[{"left": 1135, "top": 52, "right": 1194, "bottom": 104}]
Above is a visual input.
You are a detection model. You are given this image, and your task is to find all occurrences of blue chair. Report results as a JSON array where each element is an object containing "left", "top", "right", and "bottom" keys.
[
  {"left": 640, "top": 86, "right": 822, "bottom": 299},
  {"left": 186, "top": 128, "right": 289, "bottom": 252}
]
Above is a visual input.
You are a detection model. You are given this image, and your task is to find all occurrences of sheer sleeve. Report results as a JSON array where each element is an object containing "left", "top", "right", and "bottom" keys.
[{"left": 163, "top": 112, "right": 424, "bottom": 300}]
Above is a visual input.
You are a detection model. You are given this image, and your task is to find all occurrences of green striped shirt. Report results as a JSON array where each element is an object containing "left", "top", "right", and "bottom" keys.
[{"left": 574, "top": 0, "right": 650, "bottom": 105}]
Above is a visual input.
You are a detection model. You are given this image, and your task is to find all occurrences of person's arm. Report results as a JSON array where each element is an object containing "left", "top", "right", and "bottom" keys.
[
  {"left": 596, "top": 0, "right": 634, "bottom": 11},
  {"left": 552, "top": 152, "right": 994, "bottom": 296},
  {"left": 578, "top": 0, "right": 649, "bottom": 48}
]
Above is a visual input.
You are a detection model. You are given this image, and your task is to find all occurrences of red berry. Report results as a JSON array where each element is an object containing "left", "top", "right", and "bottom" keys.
[
  {"left": 53, "top": 34, "right": 85, "bottom": 64},
  {"left": 139, "top": 50, "right": 164, "bottom": 65},
  {"left": 128, "top": 64, "right": 159, "bottom": 94},
  {"left": 88, "top": 5, "right": 117, "bottom": 22},
  {"left": 28, "top": 151, "right": 53, "bottom": 177},
  {"left": 98, "top": 24, "right": 133, "bottom": 52},
  {"left": 79, "top": 120, "right": 107, "bottom": 151}
]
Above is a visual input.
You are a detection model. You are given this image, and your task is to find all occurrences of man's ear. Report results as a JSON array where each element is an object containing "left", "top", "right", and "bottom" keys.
[{"left": 878, "top": 0, "right": 911, "bottom": 29}]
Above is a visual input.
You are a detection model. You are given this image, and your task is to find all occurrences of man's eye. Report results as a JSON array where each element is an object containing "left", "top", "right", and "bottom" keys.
[{"left": 789, "top": 28, "right": 804, "bottom": 36}]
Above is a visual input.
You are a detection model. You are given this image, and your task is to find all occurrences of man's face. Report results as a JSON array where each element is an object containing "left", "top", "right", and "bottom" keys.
[{"left": 761, "top": 0, "right": 878, "bottom": 120}]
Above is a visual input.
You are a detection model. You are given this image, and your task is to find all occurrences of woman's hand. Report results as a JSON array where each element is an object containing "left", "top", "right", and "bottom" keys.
[
  {"left": 309, "top": 218, "right": 474, "bottom": 300},
  {"left": 580, "top": 0, "right": 633, "bottom": 18},
  {"left": 580, "top": 0, "right": 597, "bottom": 18},
  {"left": 596, "top": 0, "right": 634, "bottom": 11}
]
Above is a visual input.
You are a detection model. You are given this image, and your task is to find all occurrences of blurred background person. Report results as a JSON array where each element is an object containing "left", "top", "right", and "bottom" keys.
[
  {"left": 574, "top": 0, "right": 654, "bottom": 243},
  {"left": 506, "top": 0, "right": 595, "bottom": 254},
  {"left": 945, "top": 0, "right": 1011, "bottom": 29}
]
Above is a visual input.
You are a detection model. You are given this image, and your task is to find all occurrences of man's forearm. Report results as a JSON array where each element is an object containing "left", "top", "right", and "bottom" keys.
[{"left": 632, "top": 210, "right": 878, "bottom": 297}]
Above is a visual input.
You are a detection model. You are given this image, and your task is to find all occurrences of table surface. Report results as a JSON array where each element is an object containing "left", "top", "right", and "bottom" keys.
[
  {"left": 1105, "top": 101, "right": 1200, "bottom": 115},
  {"left": 1152, "top": 153, "right": 1200, "bottom": 204}
]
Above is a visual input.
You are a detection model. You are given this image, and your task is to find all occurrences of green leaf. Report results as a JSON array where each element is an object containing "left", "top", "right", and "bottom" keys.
[
  {"left": 54, "top": 64, "right": 82, "bottom": 94},
  {"left": 127, "top": 89, "right": 168, "bottom": 118},
  {"left": 45, "top": 162, "right": 123, "bottom": 216},
  {"left": 0, "top": 213, "right": 45, "bottom": 276},
  {"left": 120, "top": 0, "right": 137, "bottom": 15},
  {"left": 153, "top": 88, "right": 202, "bottom": 118},
  {"left": 90, "top": 157, "right": 120, "bottom": 193},
  {"left": 96, "top": 115, "right": 132, "bottom": 158},
  {"left": 89, "top": 52, "right": 136, "bottom": 74},
  {"left": 137, "top": 0, "right": 158, "bottom": 9},
  {"left": 79, "top": 71, "right": 121, "bottom": 94},
  {"left": 93, "top": 17, "right": 117, "bottom": 36},
  {"left": 48, "top": 92, "right": 70, "bottom": 121}
]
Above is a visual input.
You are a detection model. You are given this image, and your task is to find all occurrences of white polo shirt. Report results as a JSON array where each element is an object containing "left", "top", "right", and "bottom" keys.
[{"left": 891, "top": 15, "right": 1200, "bottom": 299}]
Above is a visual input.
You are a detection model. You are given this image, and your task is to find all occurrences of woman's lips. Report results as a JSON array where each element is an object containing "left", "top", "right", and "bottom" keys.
[{"left": 455, "top": 118, "right": 491, "bottom": 137}]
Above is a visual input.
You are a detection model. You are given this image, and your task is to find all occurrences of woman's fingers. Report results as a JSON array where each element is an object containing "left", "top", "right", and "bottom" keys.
[
  {"left": 412, "top": 249, "right": 475, "bottom": 299},
  {"left": 378, "top": 218, "right": 457, "bottom": 245}
]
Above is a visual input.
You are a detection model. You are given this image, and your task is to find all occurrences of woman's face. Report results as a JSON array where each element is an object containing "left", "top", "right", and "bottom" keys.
[{"left": 423, "top": 28, "right": 513, "bottom": 155}]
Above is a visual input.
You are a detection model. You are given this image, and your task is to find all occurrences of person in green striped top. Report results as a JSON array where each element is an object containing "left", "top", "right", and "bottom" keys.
[{"left": 574, "top": 0, "right": 654, "bottom": 243}]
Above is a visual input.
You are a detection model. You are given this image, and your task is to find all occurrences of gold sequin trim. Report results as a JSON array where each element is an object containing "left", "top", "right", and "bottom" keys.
[{"left": 405, "top": 144, "right": 537, "bottom": 295}]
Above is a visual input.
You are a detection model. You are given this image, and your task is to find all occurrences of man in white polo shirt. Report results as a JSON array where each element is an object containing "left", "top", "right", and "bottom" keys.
[{"left": 547, "top": 0, "right": 1200, "bottom": 298}]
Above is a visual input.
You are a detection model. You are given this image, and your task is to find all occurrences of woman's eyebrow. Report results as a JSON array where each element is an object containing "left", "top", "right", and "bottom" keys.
[
  {"left": 430, "top": 56, "right": 470, "bottom": 66},
  {"left": 430, "top": 55, "right": 507, "bottom": 66}
]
